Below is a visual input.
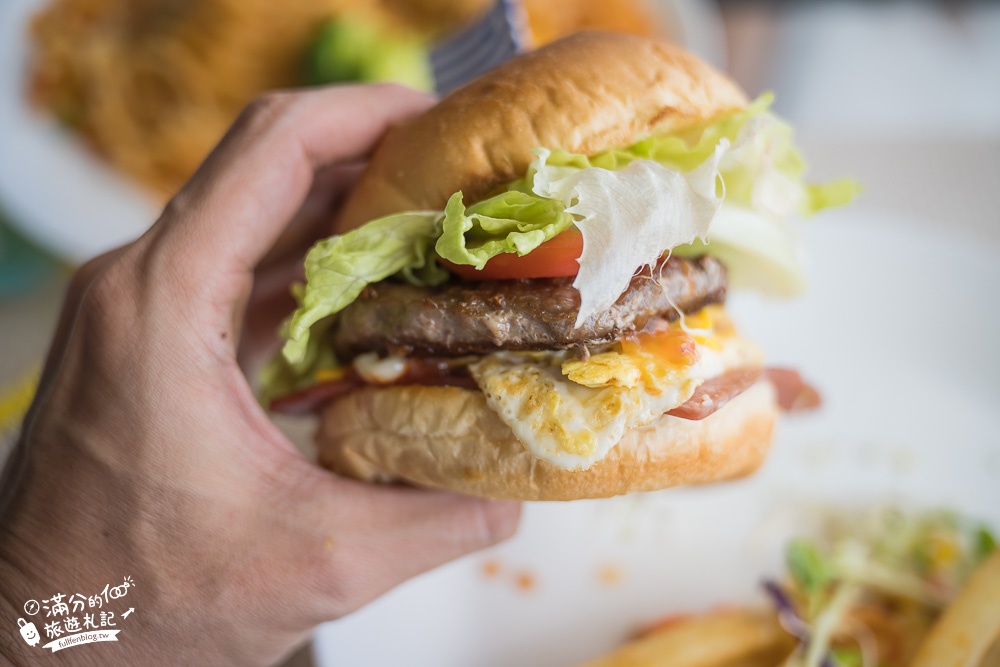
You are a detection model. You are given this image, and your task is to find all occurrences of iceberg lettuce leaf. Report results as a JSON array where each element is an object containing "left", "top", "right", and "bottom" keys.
[
  {"left": 281, "top": 211, "right": 445, "bottom": 368},
  {"left": 532, "top": 146, "right": 728, "bottom": 325},
  {"left": 532, "top": 94, "right": 857, "bottom": 221},
  {"left": 673, "top": 205, "right": 807, "bottom": 296}
]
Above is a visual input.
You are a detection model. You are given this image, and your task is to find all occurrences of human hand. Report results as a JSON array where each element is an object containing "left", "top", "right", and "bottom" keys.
[{"left": 0, "top": 85, "right": 520, "bottom": 666}]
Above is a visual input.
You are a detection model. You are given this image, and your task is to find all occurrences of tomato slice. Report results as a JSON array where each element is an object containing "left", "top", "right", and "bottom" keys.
[{"left": 440, "top": 229, "right": 583, "bottom": 280}]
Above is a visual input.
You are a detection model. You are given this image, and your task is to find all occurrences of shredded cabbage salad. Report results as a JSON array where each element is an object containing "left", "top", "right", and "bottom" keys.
[
  {"left": 262, "top": 94, "right": 858, "bottom": 400},
  {"left": 766, "top": 507, "right": 996, "bottom": 667}
]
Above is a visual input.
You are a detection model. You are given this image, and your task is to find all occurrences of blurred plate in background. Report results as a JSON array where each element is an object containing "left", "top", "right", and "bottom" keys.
[
  {"left": 0, "top": 0, "right": 160, "bottom": 264},
  {"left": 0, "top": 0, "right": 724, "bottom": 265}
]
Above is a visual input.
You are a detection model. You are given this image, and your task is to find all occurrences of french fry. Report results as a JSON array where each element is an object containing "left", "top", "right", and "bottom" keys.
[
  {"left": 910, "top": 551, "right": 1000, "bottom": 667},
  {"left": 576, "top": 609, "right": 795, "bottom": 667}
]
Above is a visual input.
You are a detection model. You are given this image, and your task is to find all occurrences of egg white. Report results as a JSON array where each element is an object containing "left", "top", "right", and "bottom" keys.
[{"left": 469, "top": 328, "right": 762, "bottom": 471}]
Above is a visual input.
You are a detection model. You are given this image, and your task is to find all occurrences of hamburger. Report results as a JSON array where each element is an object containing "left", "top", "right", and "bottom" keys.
[{"left": 262, "top": 33, "right": 854, "bottom": 500}]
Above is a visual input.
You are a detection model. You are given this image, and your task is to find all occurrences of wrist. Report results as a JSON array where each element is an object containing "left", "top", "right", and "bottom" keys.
[
  {"left": 0, "top": 442, "right": 118, "bottom": 665},
  {"left": 0, "top": 548, "right": 35, "bottom": 666},
  {"left": 0, "top": 436, "right": 303, "bottom": 666},
  {"left": 0, "top": 444, "right": 177, "bottom": 665}
]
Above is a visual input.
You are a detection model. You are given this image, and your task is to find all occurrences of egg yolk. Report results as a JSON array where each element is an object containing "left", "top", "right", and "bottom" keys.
[
  {"left": 670, "top": 304, "right": 735, "bottom": 350},
  {"left": 561, "top": 328, "right": 697, "bottom": 390},
  {"left": 561, "top": 306, "right": 742, "bottom": 390},
  {"left": 620, "top": 329, "right": 698, "bottom": 371}
]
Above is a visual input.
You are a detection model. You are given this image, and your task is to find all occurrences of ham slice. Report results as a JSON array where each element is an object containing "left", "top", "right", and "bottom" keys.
[
  {"left": 666, "top": 368, "right": 764, "bottom": 420},
  {"left": 666, "top": 367, "right": 822, "bottom": 420},
  {"left": 268, "top": 373, "right": 360, "bottom": 415},
  {"left": 269, "top": 360, "right": 476, "bottom": 415},
  {"left": 764, "top": 367, "right": 822, "bottom": 412}
]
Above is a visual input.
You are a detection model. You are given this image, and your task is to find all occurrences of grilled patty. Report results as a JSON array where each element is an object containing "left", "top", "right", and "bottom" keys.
[{"left": 331, "top": 255, "right": 727, "bottom": 359}]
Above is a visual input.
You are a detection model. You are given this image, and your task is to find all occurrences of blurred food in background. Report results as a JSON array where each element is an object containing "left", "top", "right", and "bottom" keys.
[
  {"left": 28, "top": 0, "right": 480, "bottom": 196},
  {"left": 523, "top": 0, "right": 658, "bottom": 45},
  {"left": 306, "top": 14, "right": 435, "bottom": 91},
  {"left": 0, "top": 217, "right": 56, "bottom": 445},
  {"left": 378, "top": 0, "right": 490, "bottom": 33},
  {"left": 578, "top": 507, "right": 999, "bottom": 667},
  {"left": 0, "top": 215, "right": 56, "bottom": 298},
  {"left": 27, "top": 0, "right": 673, "bottom": 198}
]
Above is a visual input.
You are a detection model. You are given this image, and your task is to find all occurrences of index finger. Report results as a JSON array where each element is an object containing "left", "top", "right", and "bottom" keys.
[{"left": 151, "top": 84, "right": 434, "bottom": 285}]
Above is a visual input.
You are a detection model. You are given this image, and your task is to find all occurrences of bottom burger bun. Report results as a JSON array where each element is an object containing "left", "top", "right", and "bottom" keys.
[{"left": 316, "top": 380, "right": 778, "bottom": 501}]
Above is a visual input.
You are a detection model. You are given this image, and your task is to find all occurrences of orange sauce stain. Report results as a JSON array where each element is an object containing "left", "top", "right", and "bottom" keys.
[
  {"left": 597, "top": 563, "right": 624, "bottom": 586},
  {"left": 514, "top": 571, "right": 537, "bottom": 592},
  {"left": 481, "top": 560, "right": 502, "bottom": 578}
]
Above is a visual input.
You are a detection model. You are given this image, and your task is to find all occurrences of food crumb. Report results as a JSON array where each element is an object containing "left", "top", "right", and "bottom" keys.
[
  {"left": 514, "top": 571, "right": 537, "bottom": 592},
  {"left": 481, "top": 559, "right": 502, "bottom": 578},
  {"left": 479, "top": 560, "right": 539, "bottom": 592},
  {"left": 597, "top": 563, "right": 624, "bottom": 586}
]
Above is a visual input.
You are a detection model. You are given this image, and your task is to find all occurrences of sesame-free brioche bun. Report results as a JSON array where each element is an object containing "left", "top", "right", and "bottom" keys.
[
  {"left": 336, "top": 31, "right": 748, "bottom": 231},
  {"left": 317, "top": 381, "right": 777, "bottom": 501}
]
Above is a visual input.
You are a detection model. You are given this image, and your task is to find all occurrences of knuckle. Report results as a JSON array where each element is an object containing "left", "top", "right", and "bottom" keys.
[
  {"left": 74, "top": 254, "right": 107, "bottom": 282},
  {"left": 158, "top": 191, "right": 189, "bottom": 223},
  {"left": 77, "top": 259, "right": 134, "bottom": 328},
  {"left": 240, "top": 91, "right": 297, "bottom": 134},
  {"left": 66, "top": 250, "right": 116, "bottom": 303}
]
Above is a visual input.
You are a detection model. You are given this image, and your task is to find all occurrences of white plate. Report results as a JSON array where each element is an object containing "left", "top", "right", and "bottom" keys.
[
  {"left": 312, "top": 209, "right": 1000, "bottom": 666},
  {"left": 0, "top": 0, "right": 160, "bottom": 264},
  {"left": 0, "top": 0, "right": 724, "bottom": 265}
]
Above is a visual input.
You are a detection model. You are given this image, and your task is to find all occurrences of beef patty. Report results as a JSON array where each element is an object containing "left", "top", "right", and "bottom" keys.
[{"left": 331, "top": 255, "right": 727, "bottom": 359}]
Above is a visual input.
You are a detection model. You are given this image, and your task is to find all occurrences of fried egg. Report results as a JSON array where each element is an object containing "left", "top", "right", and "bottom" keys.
[{"left": 469, "top": 306, "right": 762, "bottom": 470}]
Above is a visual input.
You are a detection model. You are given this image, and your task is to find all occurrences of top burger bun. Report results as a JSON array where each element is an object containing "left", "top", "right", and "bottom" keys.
[{"left": 337, "top": 32, "right": 748, "bottom": 231}]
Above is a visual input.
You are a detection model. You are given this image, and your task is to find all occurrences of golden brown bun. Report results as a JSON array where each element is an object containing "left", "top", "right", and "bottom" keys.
[
  {"left": 316, "top": 381, "right": 778, "bottom": 501},
  {"left": 336, "top": 32, "right": 748, "bottom": 231}
]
